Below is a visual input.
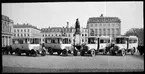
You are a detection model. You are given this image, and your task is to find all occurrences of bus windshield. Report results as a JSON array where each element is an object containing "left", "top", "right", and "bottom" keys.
[
  {"left": 13, "top": 38, "right": 40, "bottom": 44},
  {"left": 100, "top": 39, "right": 110, "bottom": 43},
  {"left": 88, "top": 38, "right": 96, "bottom": 44},
  {"left": 116, "top": 38, "right": 127, "bottom": 44}
]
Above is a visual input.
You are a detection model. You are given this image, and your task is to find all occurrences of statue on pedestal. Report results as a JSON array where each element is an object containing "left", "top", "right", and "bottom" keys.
[{"left": 75, "top": 18, "right": 80, "bottom": 35}]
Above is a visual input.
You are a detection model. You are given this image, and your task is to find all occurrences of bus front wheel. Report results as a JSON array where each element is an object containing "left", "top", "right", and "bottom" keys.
[
  {"left": 131, "top": 48, "right": 135, "bottom": 55},
  {"left": 62, "top": 49, "right": 68, "bottom": 56},
  {"left": 91, "top": 49, "right": 95, "bottom": 57}
]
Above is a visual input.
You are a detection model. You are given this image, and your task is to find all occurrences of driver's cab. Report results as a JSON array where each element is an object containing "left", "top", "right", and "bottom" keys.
[
  {"left": 86, "top": 37, "right": 98, "bottom": 50},
  {"left": 98, "top": 36, "right": 111, "bottom": 50},
  {"left": 114, "top": 36, "right": 128, "bottom": 49},
  {"left": 127, "top": 36, "right": 138, "bottom": 52}
]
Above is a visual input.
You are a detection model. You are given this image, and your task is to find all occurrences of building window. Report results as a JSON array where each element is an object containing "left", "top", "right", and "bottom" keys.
[
  {"left": 82, "top": 39, "right": 84, "bottom": 42},
  {"left": 103, "top": 24, "right": 106, "bottom": 26},
  {"left": 28, "top": 34, "right": 29, "bottom": 37},
  {"left": 99, "top": 29, "right": 101, "bottom": 36},
  {"left": 90, "top": 29, "right": 94, "bottom": 36},
  {"left": 108, "top": 23, "right": 110, "bottom": 26},
  {"left": 112, "top": 24, "right": 115, "bottom": 27},
  {"left": 95, "top": 24, "right": 97, "bottom": 27},
  {"left": 56, "top": 34, "right": 57, "bottom": 36},
  {"left": 17, "top": 29, "right": 19, "bottom": 32},
  {"left": 100, "top": 24, "right": 102, "bottom": 26},
  {"left": 21, "top": 29, "right": 23, "bottom": 32},
  {"left": 103, "top": 28, "right": 106, "bottom": 36},
  {"left": 24, "top": 29, "right": 26, "bottom": 32},
  {"left": 45, "top": 34, "right": 47, "bottom": 37},
  {"left": 108, "top": 29, "right": 110, "bottom": 36},
  {"left": 91, "top": 24, "right": 93, "bottom": 27},
  {"left": 14, "top": 29, "right": 16, "bottom": 32},
  {"left": 17, "top": 34, "right": 19, "bottom": 37},
  {"left": 82, "top": 34, "right": 84, "bottom": 36},
  {"left": 116, "top": 28, "right": 119, "bottom": 35},
  {"left": 43, "top": 34, "right": 44, "bottom": 37},
  {"left": 28, "top": 29, "right": 29, "bottom": 32},
  {"left": 85, "top": 34, "right": 87, "bottom": 36},
  {"left": 21, "top": 34, "right": 23, "bottom": 37},
  {"left": 112, "top": 28, "right": 114, "bottom": 35},
  {"left": 95, "top": 29, "right": 97, "bottom": 36}
]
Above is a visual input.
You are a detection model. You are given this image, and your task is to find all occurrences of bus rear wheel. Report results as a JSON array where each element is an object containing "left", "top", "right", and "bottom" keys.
[
  {"left": 48, "top": 48, "right": 53, "bottom": 55},
  {"left": 16, "top": 49, "right": 21, "bottom": 56},
  {"left": 80, "top": 50, "right": 85, "bottom": 56},
  {"left": 73, "top": 49, "right": 78, "bottom": 56}
]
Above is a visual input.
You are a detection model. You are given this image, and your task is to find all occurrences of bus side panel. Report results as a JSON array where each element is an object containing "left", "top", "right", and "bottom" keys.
[
  {"left": 86, "top": 44, "right": 98, "bottom": 50},
  {"left": 99, "top": 43, "right": 107, "bottom": 50},
  {"left": 21, "top": 44, "right": 29, "bottom": 50}
]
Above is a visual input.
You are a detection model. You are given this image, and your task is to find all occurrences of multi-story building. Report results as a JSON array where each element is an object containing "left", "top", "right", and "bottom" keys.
[
  {"left": 41, "top": 24, "right": 88, "bottom": 44},
  {"left": 13, "top": 23, "right": 41, "bottom": 44},
  {"left": 80, "top": 28, "right": 88, "bottom": 44},
  {"left": 87, "top": 14, "right": 121, "bottom": 38},
  {"left": 2, "top": 15, "right": 14, "bottom": 47}
]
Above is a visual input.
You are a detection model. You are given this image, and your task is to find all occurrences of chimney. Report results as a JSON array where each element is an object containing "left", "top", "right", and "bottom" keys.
[
  {"left": 100, "top": 14, "right": 103, "bottom": 17},
  {"left": 66, "top": 22, "right": 69, "bottom": 28}
]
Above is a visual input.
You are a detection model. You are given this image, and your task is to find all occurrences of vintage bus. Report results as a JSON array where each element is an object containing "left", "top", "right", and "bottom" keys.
[
  {"left": 80, "top": 36, "right": 112, "bottom": 56},
  {"left": 11, "top": 37, "right": 46, "bottom": 56},
  {"left": 96, "top": 36, "right": 112, "bottom": 55},
  {"left": 110, "top": 36, "right": 127, "bottom": 56},
  {"left": 110, "top": 35, "right": 138, "bottom": 56},
  {"left": 126, "top": 36, "right": 138, "bottom": 55},
  {"left": 44, "top": 37, "right": 73, "bottom": 56},
  {"left": 79, "top": 37, "right": 97, "bottom": 57}
]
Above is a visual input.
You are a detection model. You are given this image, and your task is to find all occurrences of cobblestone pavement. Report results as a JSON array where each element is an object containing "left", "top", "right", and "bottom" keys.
[{"left": 2, "top": 53, "right": 144, "bottom": 72}]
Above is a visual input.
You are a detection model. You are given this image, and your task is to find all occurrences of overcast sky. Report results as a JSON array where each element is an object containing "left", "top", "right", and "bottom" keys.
[{"left": 2, "top": 2, "right": 143, "bottom": 35}]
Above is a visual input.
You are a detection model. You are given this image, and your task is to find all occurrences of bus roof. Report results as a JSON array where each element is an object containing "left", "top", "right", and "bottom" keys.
[
  {"left": 115, "top": 35, "right": 128, "bottom": 38},
  {"left": 128, "top": 36, "right": 138, "bottom": 39},
  {"left": 44, "top": 37, "right": 71, "bottom": 39}
]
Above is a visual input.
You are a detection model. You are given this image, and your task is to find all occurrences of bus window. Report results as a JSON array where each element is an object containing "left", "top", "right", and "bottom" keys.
[
  {"left": 116, "top": 38, "right": 126, "bottom": 44},
  {"left": 100, "top": 39, "right": 104, "bottom": 43},
  {"left": 88, "top": 38, "right": 95, "bottom": 44},
  {"left": 134, "top": 39, "right": 137, "bottom": 43},
  {"left": 62, "top": 38, "right": 71, "bottom": 44}
]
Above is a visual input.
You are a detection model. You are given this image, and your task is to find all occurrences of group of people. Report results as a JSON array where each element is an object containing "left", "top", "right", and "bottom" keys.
[{"left": 2, "top": 45, "right": 13, "bottom": 55}]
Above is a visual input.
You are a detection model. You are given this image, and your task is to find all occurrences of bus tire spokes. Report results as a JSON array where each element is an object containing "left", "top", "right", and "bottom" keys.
[
  {"left": 91, "top": 49, "right": 95, "bottom": 57},
  {"left": 121, "top": 49, "right": 125, "bottom": 56},
  {"left": 131, "top": 47, "right": 135, "bottom": 55},
  {"left": 41, "top": 49, "right": 46, "bottom": 56},
  {"left": 73, "top": 49, "right": 78, "bottom": 56}
]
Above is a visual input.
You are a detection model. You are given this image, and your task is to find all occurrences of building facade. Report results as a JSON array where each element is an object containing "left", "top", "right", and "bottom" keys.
[
  {"left": 13, "top": 23, "right": 41, "bottom": 44},
  {"left": 40, "top": 25, "right": 88, "bottom": 44},
  {"left": 87, "top": 14, "right": 121, "bottom": 38},
  {"left": 2, "top": 15, "right": 14, "bottom": 47}
]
